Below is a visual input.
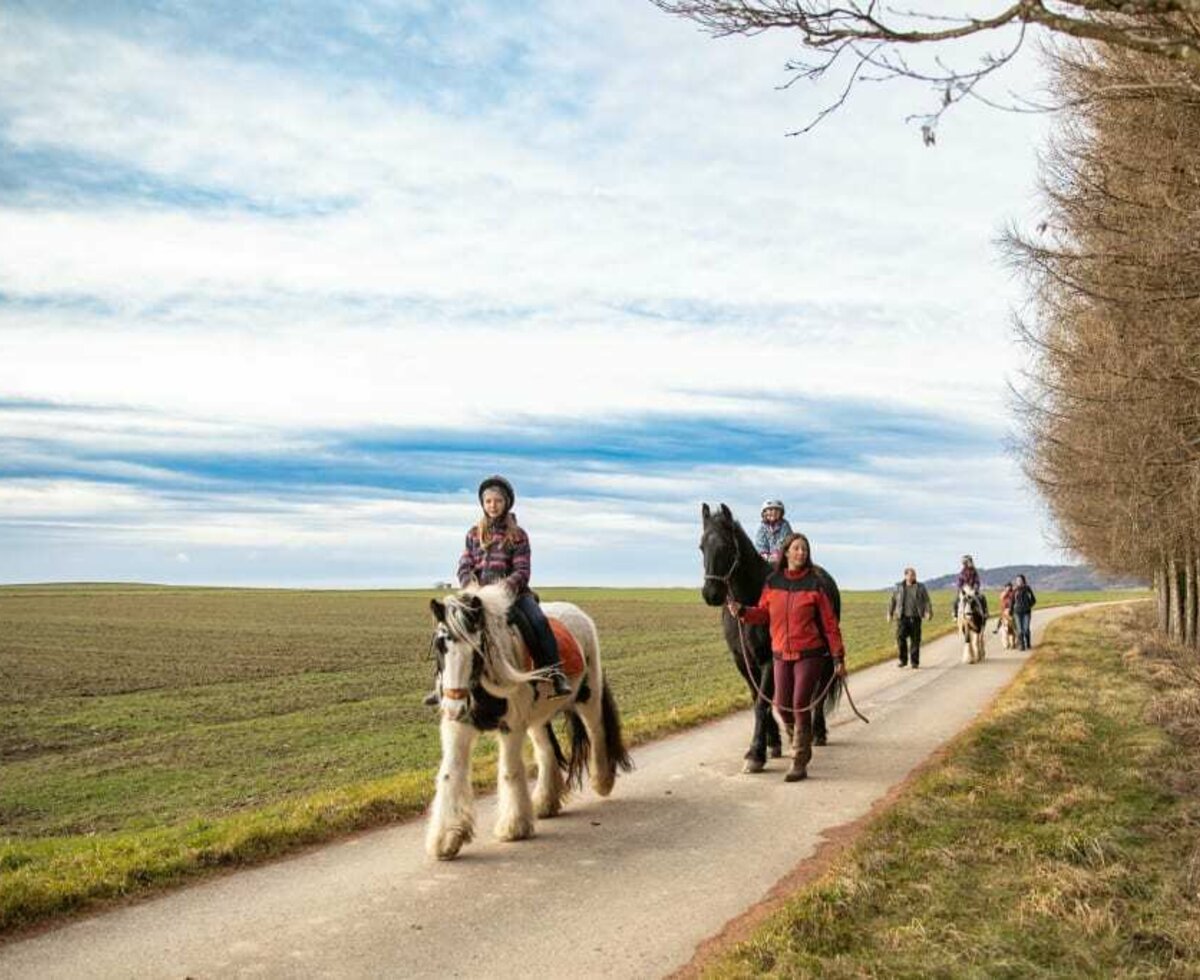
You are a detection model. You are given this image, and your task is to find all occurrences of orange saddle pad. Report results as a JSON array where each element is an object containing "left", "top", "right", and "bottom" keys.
[{"left": 521, "top": 618, "right": 585, "bottom": 677}]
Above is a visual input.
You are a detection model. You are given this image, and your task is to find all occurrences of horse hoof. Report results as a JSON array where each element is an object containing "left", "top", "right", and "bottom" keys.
[
  {"left": 742, "top": 758, "right": 766, "bottom": 774},
  {"left": 814, "top": 733, "right": 827, "bottom": 747},
  {"left": 534, "top": 796, "right": 563, "bottom": 819},
  {"left": 434, "top": 829, "right": 468, "bottom": 860},
  {"left": 495, "top": 815, "right": 535, "bottom": 842}
]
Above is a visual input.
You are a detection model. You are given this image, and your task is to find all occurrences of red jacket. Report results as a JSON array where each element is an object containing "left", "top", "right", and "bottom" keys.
[{"left": 740, "top": 568, "right": 845, "bottom": 660}]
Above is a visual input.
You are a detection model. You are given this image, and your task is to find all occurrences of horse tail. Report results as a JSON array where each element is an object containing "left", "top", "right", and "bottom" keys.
[
  {"left": 565, "top": 710, "right": 589, "bottom": 790},
  {"left": 544, "top": 721, "right": 568, "bottom": 772},
  {"left": 601, "top": 680, "right": 634, "bottom": 777},
  {"left": 824, "top": 667, "right": 844, "bottom": 714},
  {"left": 564, "top": 680, "right": 633, "bottom": 795}
]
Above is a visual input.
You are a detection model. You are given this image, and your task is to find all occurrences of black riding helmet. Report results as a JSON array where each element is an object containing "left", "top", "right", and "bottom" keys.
[{"left": 478, "top": 475, "right": 515, "bottom": 511}]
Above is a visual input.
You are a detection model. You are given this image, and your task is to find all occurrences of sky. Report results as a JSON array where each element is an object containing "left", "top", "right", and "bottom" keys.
[{"left": 0, "top": 0, "right": 1063, "bottom": 589}]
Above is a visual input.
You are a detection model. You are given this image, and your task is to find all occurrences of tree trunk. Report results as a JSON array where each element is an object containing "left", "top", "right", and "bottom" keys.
[
  {"left": 1156, "top": 564, "right": 1170, "bottom": 634},
  {"left": 1187, "top": 547, "right": 1198, "bottom": 649},
  {"left": 1169, "top": 554, "right": 1182, "bottom": 641}
]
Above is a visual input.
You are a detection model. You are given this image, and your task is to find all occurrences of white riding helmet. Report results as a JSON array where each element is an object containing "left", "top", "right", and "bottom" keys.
[{"left": 761, "top": 499, "right": 786, "bottom": 517}]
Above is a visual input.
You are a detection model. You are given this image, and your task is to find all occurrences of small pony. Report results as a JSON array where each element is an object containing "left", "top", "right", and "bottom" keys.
[
  {"left": 999, "top": 610, "right": 1018, "bottom": 650},
  {"left": 426, "top": 583, "right": 632, "bottom": 860},
  {"left": 957, "top": 584, "right": 988, "bottom": 664}
]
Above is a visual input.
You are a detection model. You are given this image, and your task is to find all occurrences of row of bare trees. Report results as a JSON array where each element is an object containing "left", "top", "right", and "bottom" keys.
[{"left": 1008, "top": 41, "right": 1200, "bottom": 645}]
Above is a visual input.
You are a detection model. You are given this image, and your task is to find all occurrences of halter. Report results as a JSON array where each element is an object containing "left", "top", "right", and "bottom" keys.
[{"left": 703, "top": 549, "right": 741, "bottom": 588}]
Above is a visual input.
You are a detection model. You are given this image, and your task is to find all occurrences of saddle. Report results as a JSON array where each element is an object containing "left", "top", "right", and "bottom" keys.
[{"left": 506, "top": 604, "right": 586, "bottom": 677}]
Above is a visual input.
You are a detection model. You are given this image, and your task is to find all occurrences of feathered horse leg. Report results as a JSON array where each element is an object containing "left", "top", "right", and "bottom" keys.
[
  {"left": 427, "top": 717, "right": 478, "bottom": 860},
  {"left": 495, "top": 726, "right": 536, "bottom": 841}
]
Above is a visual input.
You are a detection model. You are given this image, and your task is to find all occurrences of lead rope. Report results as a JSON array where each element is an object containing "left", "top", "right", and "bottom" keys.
[{"left": 707, "top": 556, "right": 870, "bottom": 726}]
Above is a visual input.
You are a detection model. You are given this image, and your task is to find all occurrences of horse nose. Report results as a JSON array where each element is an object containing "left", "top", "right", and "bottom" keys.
[
  {"left": 441, "top": 699, "right": 468, "bottom": 722},
  {"left": 701, "top": 582, "right": 723, "bottom": 606}
]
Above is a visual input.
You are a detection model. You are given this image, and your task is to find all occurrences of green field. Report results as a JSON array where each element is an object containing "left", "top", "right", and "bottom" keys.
[
  {"left": 707, "top": 603, "right": 1200, "bottom": 977},
  {"left": 0, "top": 583, "right": 1147, "bottom": 932}
]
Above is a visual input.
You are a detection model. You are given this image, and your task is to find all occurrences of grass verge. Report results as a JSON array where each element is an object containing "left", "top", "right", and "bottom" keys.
[
  {"left": 0, "top": 586, "right": 1146, "bottom": 936},
  {"left": 705, "top": 602, "right": 1200, "bottom": 978}
]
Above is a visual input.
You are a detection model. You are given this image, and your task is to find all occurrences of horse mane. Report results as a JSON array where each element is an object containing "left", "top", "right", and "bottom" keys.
[{"left": 443, "top": 583, "right": 541, "bottom": 691}]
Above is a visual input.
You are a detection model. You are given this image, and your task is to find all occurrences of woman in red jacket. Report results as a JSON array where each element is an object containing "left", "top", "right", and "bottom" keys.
[{"left": 728, "top": 533, "right": 847, "bottom": 782}]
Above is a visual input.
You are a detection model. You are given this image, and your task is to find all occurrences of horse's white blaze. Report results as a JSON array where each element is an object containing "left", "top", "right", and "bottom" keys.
[{"left": 439, "top": 641, "right": 474, "bottom": 721}]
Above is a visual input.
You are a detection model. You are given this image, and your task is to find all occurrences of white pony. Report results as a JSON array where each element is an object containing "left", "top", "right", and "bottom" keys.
[
  {"left": 426, "top": 583, "right": 632, "bottom": 861},
  {"left": 957, "top": 584, "right": 988, "bottom": 664}
]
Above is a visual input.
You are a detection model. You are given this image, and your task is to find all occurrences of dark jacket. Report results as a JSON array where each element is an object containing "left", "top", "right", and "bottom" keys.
[
  {"left": 740, "top": 567, "right": 845, "bottom": 660},
  {"left": 1011, "top": 585, "right": 1037, "bottom": 615},
  {"left": 889, "top": 581, "right": 932, "bottom": 620}
]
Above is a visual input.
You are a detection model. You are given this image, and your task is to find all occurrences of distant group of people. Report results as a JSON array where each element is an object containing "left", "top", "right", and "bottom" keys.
[{"left": 883, "top": 554, "right": 1039, "bottom": 665}]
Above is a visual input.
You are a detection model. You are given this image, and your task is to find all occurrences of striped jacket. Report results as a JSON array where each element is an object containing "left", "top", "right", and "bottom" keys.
[{"left": 456, "top": 519, "right": 532, "bottom": 594}]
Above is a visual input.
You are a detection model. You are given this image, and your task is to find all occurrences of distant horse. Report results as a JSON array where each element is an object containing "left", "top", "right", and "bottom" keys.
[
  {"left": 957, "top": 584, "right": 988, "bottom": 664},
  {"left": 426, "top": 584, "right": 632, "bottom": 860},
  {"left": 699, "top": 503, "right": 843, "bottom": 772}
]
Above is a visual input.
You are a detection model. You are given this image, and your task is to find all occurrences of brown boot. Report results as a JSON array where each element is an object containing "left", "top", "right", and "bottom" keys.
[{"left": 785, "top": 728, "right": 813, "bottom": 782}]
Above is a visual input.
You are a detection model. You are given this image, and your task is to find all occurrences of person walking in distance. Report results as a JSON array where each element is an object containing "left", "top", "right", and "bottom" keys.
[
  {"left": 887, "top": 567, "right": 933, "bottom": 669},
  {"left": 1010, "top": 574, "right": 1037, "bottom": 651}
]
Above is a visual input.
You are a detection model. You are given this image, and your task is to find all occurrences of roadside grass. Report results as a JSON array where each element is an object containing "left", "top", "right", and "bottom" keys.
[
  {"left": 707, "top": 602, "right": 1200, "bottom": 978},
  {"left": 0, "top": 584, "right": 1146, "bottom": 934}
]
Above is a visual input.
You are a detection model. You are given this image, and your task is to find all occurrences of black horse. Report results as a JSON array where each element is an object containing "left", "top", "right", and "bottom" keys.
[{"left": 699, "top": 502, "right": 843, "bottom": 772}]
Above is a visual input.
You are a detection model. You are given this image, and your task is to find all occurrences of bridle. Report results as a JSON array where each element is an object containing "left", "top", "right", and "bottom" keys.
[{"left": 429, "top": 617, "right": 488, "bottom": 704}]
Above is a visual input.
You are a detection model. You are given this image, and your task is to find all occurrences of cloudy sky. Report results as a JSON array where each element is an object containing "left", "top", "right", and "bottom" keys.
[{"left": 1, "top": 0, "right": 1060, "bottom": 589}]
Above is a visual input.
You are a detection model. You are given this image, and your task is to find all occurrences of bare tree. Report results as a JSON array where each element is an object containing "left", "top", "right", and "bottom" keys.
[{"left": 652, "top": 1, "right": 1200, "bottom": 134}]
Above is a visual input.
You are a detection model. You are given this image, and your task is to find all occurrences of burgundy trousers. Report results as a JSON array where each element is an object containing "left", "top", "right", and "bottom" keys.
[{"left": 773, "top": 654, "right": 828, "bottom": 736}]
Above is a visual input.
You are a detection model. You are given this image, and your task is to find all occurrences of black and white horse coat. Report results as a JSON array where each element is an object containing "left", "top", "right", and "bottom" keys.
[{"left": 426, "top": 584, "right": 631, "bottom": 860}]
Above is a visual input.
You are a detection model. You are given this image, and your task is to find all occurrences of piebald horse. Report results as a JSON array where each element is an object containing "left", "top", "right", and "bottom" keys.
[
  {"left": 957, "top": 584, "right": 988, "bottom": 664},
  {"left": 426, "top": 583, "right": 632, "bottom": 860}
]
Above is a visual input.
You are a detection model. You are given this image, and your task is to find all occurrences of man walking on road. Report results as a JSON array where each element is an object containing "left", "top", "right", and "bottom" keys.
[{"left": 888, "top": 567, "right": 933, "bottom": 669}]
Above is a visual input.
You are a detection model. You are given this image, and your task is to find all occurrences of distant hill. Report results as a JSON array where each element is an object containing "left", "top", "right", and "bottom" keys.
[{"left": 916, "top": 565, "right": 1147, "bottom": 592}]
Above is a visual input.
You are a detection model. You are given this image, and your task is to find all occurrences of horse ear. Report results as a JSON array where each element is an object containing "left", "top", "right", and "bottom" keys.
[
  {"left": 701, "top": 502, "right": 711, "bottom": 522},
  {"left": 430, "top": 598, "right": 446, "bottom": 622},
  {"left": 719, "top": 503, "right": 732, "bottom": 522},
  {"left": 465, "top": 594, "right": 483, "bottom": 610}
]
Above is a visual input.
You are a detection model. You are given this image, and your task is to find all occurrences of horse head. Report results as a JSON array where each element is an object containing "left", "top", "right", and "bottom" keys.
[
  {"left": 429, "top": 592, "right": 487, "bottom": 722},
  {"left": 958, "top": 585, "right": 983, "bottom": 623},
  {"left": 699, "top": 502, "right": 741, "bottom": 606}
]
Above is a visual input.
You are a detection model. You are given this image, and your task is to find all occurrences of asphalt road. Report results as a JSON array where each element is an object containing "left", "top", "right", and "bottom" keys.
[{"left": 0, "top": 604, "right": 1098, "bottom": 979}]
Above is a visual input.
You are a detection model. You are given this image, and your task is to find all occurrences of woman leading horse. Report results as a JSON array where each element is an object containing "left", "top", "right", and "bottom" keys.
[{"left": 727, "top": 533, "right": 848, "bottom": 782}]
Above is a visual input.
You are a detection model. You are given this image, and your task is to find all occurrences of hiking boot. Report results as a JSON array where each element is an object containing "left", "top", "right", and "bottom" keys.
[{"left": 785, "top": 729, "right": 812, "bottom": 782}]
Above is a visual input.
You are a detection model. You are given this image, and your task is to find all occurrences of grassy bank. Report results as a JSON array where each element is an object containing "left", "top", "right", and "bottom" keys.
[
  {"left": 707, "top": 602, "right": 1200, "bottom": 977},
  {"left": 0, "top": 584, "right": 1146, "bottom": 934}
]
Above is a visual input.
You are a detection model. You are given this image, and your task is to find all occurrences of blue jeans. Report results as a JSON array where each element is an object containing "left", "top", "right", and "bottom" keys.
[{"left": 1014, "top": 611, "right": 1032, "bottom": 650}]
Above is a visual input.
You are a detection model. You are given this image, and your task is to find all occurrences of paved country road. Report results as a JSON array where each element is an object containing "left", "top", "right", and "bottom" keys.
[{"left": 0, "top": 604, "right": 1118, "bottom": 979}]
